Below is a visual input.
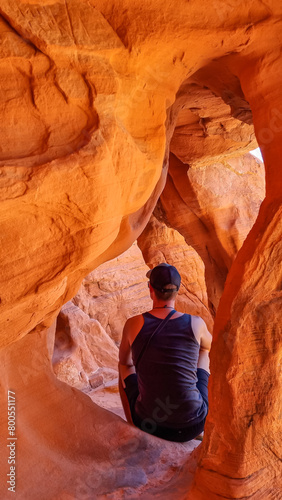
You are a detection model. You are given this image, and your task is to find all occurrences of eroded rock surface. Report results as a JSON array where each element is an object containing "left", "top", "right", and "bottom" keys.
[
  {"left": 169, "top": 81, "right": 256, "bottom": 166},
  {"left": 53, "top": 301, "right": 119, "bottom": 391},
  {"left": 0, "top": 322, "right": 200, "bottom": 500},
  {"left": 160, "top": 153, "right": 265, "bottom": 312}
]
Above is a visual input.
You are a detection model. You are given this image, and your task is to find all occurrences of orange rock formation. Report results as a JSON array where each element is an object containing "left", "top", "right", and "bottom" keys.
[
  {"left": 0, "top": 1, "right": 281, "bottom": 499},
  {"left": 159, "top": 153, "right": 265, "bottom": 313}
]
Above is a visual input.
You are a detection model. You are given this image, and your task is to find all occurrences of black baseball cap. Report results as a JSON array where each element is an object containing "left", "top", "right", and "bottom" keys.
[{"left": 146, "top": 263, "right": 181, "bottom": 293}]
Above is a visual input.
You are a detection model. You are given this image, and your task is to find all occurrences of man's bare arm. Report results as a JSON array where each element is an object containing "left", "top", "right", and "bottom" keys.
[
  {"left": 191, "top": 316, "right": 212, "bottom": 373},
  {"left": 119, "top": 315, "right": 144, "bottom": 364},
  {"left": 119, "top": 315, "right": 145, "bottom": 385},
  {"left": 119, "top": 318, "right": 134, "bottom": 366},
  {"left": 119, "top": 318, "right": 136, "bottom": 390},
  {"left": 191, "top": 316, "right": 212, "bottom": 351}
]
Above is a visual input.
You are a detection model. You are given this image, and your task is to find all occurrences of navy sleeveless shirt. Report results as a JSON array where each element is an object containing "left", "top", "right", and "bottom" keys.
[{"left": 131, "top": 312, "right": 207, "bottom": 428}]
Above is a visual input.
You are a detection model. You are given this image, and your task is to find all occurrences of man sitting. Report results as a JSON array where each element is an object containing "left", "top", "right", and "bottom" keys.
[{"left": 119, "top": 263, "right": 212, "bottom": 442}]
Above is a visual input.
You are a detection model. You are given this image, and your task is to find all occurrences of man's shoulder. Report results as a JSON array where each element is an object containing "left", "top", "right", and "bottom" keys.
[
  {"left": 190, "top": 315, "right": 212, "bottom": 347},
  {"left": 123, "top": 313, "right": 145, "bottom": 344},
  {"left": 190, "top": 315, "right": 206, "bottom": 327},
  {"left": 125, "top": 313, "right": 144, "bottom": 326}
]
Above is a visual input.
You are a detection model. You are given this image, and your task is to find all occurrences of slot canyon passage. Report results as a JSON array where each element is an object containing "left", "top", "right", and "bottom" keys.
[{"left": 0, "top": 0, "right": 281, "bottom": 498}]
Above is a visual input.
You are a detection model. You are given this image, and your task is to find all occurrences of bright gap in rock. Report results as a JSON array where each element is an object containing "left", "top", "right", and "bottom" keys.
[{"left": 250, "top": 147, "right": 263, "bottom": 161}]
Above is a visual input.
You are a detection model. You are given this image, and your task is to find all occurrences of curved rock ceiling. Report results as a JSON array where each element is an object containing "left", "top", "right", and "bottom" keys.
[{"left": 0, "top": 1, "right": 281, "bottom": 499}]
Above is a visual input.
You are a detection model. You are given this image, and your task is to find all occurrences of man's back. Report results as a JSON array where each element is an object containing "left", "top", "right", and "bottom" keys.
[
  {"left": 118, "top": 262, "right": 211, "bottom": 441},
  {"left": 131, "top": 312, "right": 207, "bottom": 428}
]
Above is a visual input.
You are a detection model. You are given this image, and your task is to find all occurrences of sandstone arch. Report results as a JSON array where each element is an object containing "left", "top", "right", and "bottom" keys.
[{"left": 0, "top": 1, "right": 281, "bottom": 499}]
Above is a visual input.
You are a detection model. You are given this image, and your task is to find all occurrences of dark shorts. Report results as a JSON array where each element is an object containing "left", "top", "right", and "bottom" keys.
[{"left": 124, "top": 368, "right": 209, "bottom": 442}]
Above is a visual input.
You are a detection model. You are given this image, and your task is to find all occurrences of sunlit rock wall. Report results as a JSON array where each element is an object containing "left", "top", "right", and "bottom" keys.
[{"left": 160, "top": 153, "right": 265, "bottom": 312}]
